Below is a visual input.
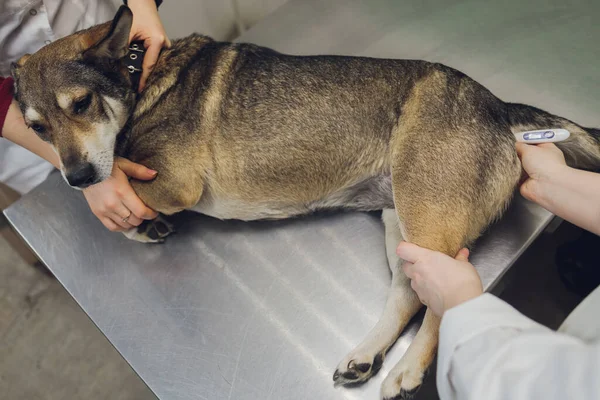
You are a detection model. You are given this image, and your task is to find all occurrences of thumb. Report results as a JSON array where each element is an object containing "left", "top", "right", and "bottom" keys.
[
  {"left": 519, "top": 178, "right": 536, "bottom": 202},
  {"left": 117, "top": 158, "right": 157, "bottom": 180},
  {"left": 396, "top": 241, "right": 431, "bottom": 263},
  {"left": 455, "top": 248, "right": 470, "bottom": 262},
  {"left": 515, "top": 142, "right": 529, "bottom": 158}
]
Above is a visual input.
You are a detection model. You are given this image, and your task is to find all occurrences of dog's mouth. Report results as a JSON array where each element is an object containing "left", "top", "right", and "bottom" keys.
[
  {"left": 61, "top": 157, "right": 114, "bottom": 190},
  {"left": 63, "top": 162, "right": 100, "bottom": 190}
]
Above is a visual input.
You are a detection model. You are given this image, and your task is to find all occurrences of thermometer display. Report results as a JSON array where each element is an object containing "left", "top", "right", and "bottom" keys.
[{"left": 515, "top": 129, "right": 569, "bottom": 143}]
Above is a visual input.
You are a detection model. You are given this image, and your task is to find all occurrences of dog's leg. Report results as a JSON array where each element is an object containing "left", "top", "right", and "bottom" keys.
[
  {"left": 383, "top": 209, "right": 405, "bottom": 271},
  {"left": 333, "top": 209, "right": 422, "bottom": 386},
  {"left": 376, "top": 69, "right": 525, "bottom": 398},
  {"left": 379, "top": 209, "right": 467, "bottom": 400},
  {"left": 120, "top": 165, "right": 205, "bottom": 243},
  {"left": 122, "top": 214, "right": 175, "bottom": 243},
  {"left": 380, "top": 308, "right": 439, "bottom": 400}
]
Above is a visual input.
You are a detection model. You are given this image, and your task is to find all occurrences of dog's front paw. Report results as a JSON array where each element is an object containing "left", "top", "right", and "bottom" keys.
[
  {"left": 333, "top": 348, "right": 385, "bottom": 387},
  {"left": 380, "top": 360, "right": 424, "bottom": 400},
  {"left": 123, "top": 215, "right": 175, "bottom": 243}
]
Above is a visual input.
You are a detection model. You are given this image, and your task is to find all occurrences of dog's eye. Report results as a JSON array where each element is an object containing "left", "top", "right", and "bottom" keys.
[
  {"left": 73, "top": 94, "right": 92, "bottom": 115},
  {"left": 30, "top": 124, "right": 46, "bottom": 134}
]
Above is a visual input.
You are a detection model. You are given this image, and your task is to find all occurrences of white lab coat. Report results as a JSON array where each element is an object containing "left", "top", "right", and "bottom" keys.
[
  {"left": 437, "top": 285, "right": 600, "bottom": 400},
  {"left": 0, "top": 0, "right": 119, "bottom": 194}
]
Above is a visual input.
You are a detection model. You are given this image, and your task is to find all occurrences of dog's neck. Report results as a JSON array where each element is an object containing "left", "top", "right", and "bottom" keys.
[
  {"left": 115, "top": 41, "right": 169, "bottom": 157},
  {"left": 113, "top": 44, "right": 147, "bottom": 158},
  {"left": 125, "top": 40, "right": 146, "bottom": 90},
  {"left": 115, "top": 34, "right": 216, "bottom": 158}
]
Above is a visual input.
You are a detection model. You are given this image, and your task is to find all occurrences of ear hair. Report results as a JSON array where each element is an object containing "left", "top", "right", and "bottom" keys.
[{"left": 82, "top": 6, "right": 133, "bottom": 61}]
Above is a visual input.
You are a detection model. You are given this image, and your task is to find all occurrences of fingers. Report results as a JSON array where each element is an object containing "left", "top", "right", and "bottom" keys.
[
  {"left": 408, "top": 272, "right": 428, "bottom": 306},
  {"left": 516, "top": 141, "right": 559, "bottom": 157},
  {"left": 401, "top": 261, "right": 415, "bottom": 279},
  {"left": 120, "top": 183, "right": 158, "bottom": 220},
  {"left": 410, "top": 278, "right": 418, "bottom": 293},
  {"left": 109, "top": 202, "right": 139, "bottom": 229},
  {"left": 117, "top": 158, "right": 157, "bottom": 181},
  {"left": 455, "top": 248, "right": 470, "bottom": 262},
  {"left": 96, "top": 200, "right": 146, "bottom": 231},
  {"left": 518, "top": 168, "right": 529, "bottom": 186},
  {"left": 396, "top": 240, "right": 430, "bottom": 263},
  {"left": 538, "top": 142, "right": 559, "bottom": 150},
  {"left": 139, "top": 40, "right": 163, "bottom": 92},
  {"left": 112, "top": 209, "right": 143, "bottom": 228},
  {"left": 101, "top": 217, "right": 125, "bottom": 232},
  {"left": 125, "top": 214, "right": 143, "bottom": 226},
  {"left": 110, "top": 213, "right": 135, "bottom": 230},
  {"left": 116, "top": 158, "right": 158, "bottom": 219}
]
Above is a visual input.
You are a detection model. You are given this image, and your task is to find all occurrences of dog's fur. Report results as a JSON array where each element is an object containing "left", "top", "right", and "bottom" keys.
[{"left": 11, "top": 6, "right": 600, "bottom": 399}]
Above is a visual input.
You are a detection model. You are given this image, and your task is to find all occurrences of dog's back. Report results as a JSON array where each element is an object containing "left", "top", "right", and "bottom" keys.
[{"left": 124, "top": 39, "right": 434, "bottom": 219}]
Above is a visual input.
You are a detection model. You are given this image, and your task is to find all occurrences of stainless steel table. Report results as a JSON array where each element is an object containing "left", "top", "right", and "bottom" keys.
[{"left": 5, "top": 1, "right": 599, "bottom": 399}]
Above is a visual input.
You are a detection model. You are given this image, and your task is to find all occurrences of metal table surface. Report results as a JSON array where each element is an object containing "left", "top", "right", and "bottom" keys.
[{"left": 5, "top": 1, "right": 599, "bottom": 399}]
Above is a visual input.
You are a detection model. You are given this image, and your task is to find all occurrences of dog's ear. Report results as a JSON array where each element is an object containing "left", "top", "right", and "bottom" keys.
[
  {"left": 83, "top": 6, "right": 133, "bottom": 61},
  {"left": 10, "top": 54, "right": 31, "bottom": 79}
]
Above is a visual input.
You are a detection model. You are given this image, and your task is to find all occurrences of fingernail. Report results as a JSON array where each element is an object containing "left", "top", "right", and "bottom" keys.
[{"left": 149, "top": 169, "right": 158, "bottom": 175}]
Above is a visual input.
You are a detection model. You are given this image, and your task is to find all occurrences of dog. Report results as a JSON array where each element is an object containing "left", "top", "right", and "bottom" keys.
[{"left": 11, "top": 6, "right": 600, "bottom": 399}]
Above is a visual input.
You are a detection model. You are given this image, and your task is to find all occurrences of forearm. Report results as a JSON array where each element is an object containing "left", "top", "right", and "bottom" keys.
[
  {"left": 534, "top": 166, "right": 600, "bottom": 235},
  {"left": 126, "top": 0, "right": 162, "bottom": 11},
  {"left": 2, "top": 101, "right": 60, "bottom": 169}
]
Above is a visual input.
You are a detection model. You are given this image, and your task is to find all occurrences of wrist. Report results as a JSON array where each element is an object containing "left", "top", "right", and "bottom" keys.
[
  {"left": 540, "top": 163, "right": 572, "bottom": 185},
  {"left": 529, "top": 164, "right": 573, "bottom": 205}
]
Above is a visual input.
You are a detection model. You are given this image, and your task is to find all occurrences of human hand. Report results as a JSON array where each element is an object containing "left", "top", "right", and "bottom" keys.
[
  {"left": 516, "top": 142, "right": 568, "bottom": 204},
  {"left": 127, "top": 0, "right": 171, "bottom": 91},
  {"left": 397, "top": 241, "right": 483, "bottom": 317},
  {"left": 83, "top": 157, "right": 158, "bottom": 232}
]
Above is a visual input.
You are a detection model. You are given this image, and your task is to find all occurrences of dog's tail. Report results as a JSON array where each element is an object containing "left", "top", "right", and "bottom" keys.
[{"left": 508, "top": 102, "right": 600, "bottom": 170}]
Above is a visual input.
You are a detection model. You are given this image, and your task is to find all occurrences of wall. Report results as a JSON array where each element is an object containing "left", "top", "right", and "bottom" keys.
[{"left": 155, "top": 0, "right": 289, "bottom": 41}]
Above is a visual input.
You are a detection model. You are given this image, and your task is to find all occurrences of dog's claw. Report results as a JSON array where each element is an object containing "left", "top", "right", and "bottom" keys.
[
  {"left": 333, "top": 352, "right": 384, "bottom": 387},
  {"left": 332, "top": 370, "right": 340, "bottom": 381}
]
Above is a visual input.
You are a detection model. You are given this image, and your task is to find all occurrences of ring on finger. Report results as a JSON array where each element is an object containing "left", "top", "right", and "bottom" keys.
[{"left": 122, "top": 210, "right": 132, "bottom": 223}]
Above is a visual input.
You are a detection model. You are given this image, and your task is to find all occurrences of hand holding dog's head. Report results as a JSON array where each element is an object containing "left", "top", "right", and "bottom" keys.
[{"left": 11, "top": 6, "right": 137, "bottom": 189}]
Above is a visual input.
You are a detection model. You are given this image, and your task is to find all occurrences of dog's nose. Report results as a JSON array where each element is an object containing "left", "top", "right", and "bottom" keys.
[{"left": 66, "top": 163, "right": 97, "bottom": 188}]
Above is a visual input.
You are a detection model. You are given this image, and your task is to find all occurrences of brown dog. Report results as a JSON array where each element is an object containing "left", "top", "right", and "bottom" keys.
[{"left": 11, "top": 6, "right": 600, "bottom": 399}]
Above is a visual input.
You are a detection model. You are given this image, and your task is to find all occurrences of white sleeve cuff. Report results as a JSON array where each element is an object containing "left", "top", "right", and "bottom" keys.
[{"left": 436, "top": 294, "right": 551, "bottom": 400}]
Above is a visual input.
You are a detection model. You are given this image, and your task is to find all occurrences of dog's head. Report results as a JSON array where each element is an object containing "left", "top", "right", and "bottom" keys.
[{"left": 11, "top": 6, "right": 136, "bottom": 189}]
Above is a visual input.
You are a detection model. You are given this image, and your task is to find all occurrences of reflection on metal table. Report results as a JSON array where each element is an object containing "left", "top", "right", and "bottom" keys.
[{"left": 5, "top": 0, "right": 599, "bottom": 399}]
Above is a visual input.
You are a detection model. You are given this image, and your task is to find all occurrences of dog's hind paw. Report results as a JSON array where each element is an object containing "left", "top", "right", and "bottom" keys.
[
  {"left": 333, "top": 350, "right": 385, "bottom": 387},
  {"left": 123, "top": 215, "right": 175, "bottom": 243},
  {"left": 380, "top": 360, "right": 424, "bottom": 400}
]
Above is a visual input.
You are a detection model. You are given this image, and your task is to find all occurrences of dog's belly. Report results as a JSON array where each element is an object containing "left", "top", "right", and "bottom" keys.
[
  {"left": 190, "top": 196, "right": 302, "bottom": 221},
  {"left": 190, "top": 174, "right": 394, "bottom": 221}
]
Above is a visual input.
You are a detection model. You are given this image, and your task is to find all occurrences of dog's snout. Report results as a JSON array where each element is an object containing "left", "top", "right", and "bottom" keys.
[{"left": 66, "top": 163, "right": 97, "bottom": 188}]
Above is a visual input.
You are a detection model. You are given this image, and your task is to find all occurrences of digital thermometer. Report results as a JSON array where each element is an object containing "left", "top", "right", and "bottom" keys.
[{"left": 514, "top": 128, "right": 570, "bottom": 144}]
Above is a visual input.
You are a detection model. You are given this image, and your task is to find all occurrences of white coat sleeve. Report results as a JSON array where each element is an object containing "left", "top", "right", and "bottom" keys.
[{"left": 436, "top": 293, "right": 600, "bottom": 400}]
